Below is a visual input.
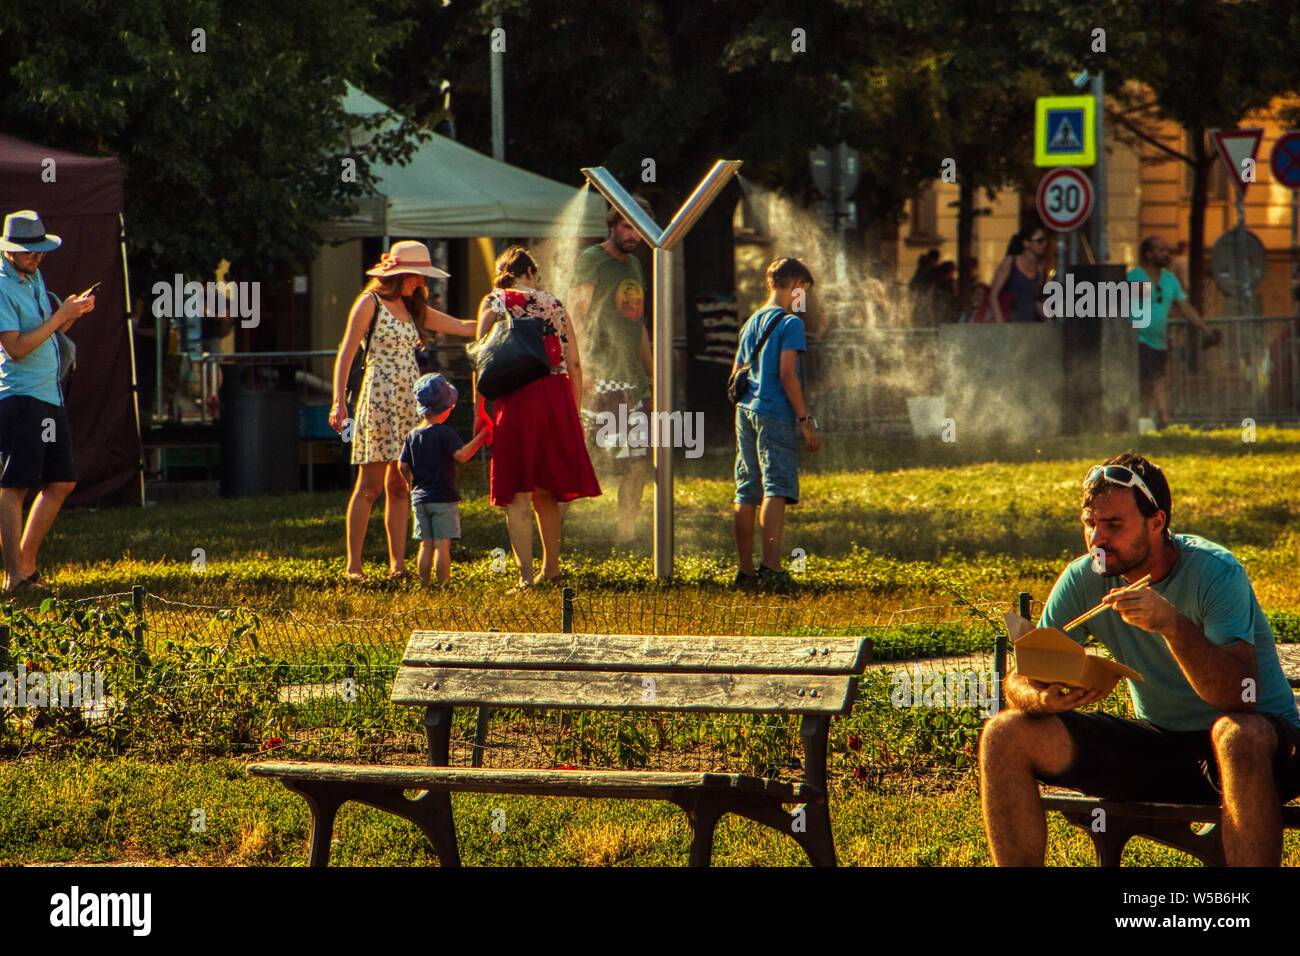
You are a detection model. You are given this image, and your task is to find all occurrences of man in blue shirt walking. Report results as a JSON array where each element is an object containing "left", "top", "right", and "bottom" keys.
[
  {"left": 0, "top": 210, "right": 96, "bottom": 593},
  {"left": 980, "top": 453, "right": 1300, "bottom": 865}
]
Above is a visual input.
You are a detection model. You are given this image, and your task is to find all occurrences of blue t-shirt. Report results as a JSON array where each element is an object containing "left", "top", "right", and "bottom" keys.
[
  {"left": 0, "top": 257, "right": 63, "bottom": 405},
  {"left": 1040, "top": 533, "right": 1299, "bottom": 731},
  {"left": 1128, "top": 266, "right": 1185, "bottom": 351},
  {"left": 735, "top": 306, "right": 806, "bottom": 421},
  {"left": 399, "top": 422, "right": 464, "bottom": 504}
]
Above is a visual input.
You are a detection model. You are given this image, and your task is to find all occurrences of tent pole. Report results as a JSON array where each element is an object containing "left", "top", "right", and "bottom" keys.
[{"left": 119, "top": 214, "right": 146, "bottom": 507}]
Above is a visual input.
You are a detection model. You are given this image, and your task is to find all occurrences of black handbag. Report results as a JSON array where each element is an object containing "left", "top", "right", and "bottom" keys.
[
  {"left": 467, "top": 309, "right": 550, "bottom": 400},
  {"left": 727, "top": 310, "right": 783, "bottom": 403},
  {"left": 344, "top": 292, "right": 383, "bottom": 407}
]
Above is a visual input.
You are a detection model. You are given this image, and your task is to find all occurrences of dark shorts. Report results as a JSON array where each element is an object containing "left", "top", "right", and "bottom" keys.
[
  {"left": 0, "top": 395, "right": 77, "bottom": 488},
  {"left": 583, "top": 385, "right": 649, "bottom": 476},
  {"left": 1039, "top": 709, "right": 1300, "bottom": 804},
  {"left": 1138, "top": 344, "right": 1168, "bottom": 393}
]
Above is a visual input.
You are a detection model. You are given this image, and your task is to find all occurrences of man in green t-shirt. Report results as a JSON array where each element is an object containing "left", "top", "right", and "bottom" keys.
[
  {"left": 567, "top": 199, "right": 653, "bottom": 542},
  {"left": 980, "top": 453, "right": 1300, "bottom": 866},
  {"left": 1127, "top": 235, "right": 1213, "bottom": 430}
]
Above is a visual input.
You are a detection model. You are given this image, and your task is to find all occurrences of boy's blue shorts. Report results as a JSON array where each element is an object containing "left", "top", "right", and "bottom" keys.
[
  {"left": 412, "top": 500, "right": 461, "bottom": 541},
  {"left": 734, "top": 405, "right": 799, "bottom": 504}
]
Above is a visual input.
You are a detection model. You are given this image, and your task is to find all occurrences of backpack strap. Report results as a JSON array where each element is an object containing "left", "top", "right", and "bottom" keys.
[{"left": 745, "top": 308, "right": 785, "bottom": 365}]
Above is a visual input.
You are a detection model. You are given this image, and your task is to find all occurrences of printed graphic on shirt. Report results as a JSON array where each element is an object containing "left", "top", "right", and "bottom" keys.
[{"left": 615, "top": 278, "right": 644, "bottom": 321}]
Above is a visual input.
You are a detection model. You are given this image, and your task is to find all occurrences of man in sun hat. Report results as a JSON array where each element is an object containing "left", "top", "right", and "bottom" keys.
[
  {"left": 980, "top": 452, "right": 1300, "bottom": 865},
  {"left": 0, "top": 210, "right": 97, "bottom": 594}
]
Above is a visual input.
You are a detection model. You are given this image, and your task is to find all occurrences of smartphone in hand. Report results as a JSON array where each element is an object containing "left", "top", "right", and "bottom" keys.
[{"left": 79, "top": 282, "right": 101, "bottom": 299}]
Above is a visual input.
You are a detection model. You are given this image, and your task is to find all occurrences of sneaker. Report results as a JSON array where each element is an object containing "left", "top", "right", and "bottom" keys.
[
  {"left": 757, "top": 565, "right": 796, "bottom": 589},
  {"left": 731, "top": 570, "right": 758, "bottom": 590}
]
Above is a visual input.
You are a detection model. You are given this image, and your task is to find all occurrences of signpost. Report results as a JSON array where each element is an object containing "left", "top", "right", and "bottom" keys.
[
  {"left": 1212, "top": 128, "right": 1265, "bottom": 315},
  {"left": 810, "top": 143, "right": 860, "bottom": 279},
  {"left": 1271, "top": 131, "right": 1300, "bottom": 316},
  {"left": 1035, "top": 96, "right": 1096, "bottom": 167},
  {"left": 1036, "top": 167, "right": 1094, "bottom": 273}
]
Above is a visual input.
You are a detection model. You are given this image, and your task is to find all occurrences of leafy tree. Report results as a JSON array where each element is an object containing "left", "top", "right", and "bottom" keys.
[{"left": 0, "top": 0, "right": 422, "bottom": 286}]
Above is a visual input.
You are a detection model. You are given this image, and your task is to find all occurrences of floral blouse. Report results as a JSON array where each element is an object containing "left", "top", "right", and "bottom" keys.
[{"left": 487, "top": 288, "right": 571, "bottom": 376}]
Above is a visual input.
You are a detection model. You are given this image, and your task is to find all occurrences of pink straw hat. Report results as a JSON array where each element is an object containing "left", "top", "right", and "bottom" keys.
[{"left": 366, "top": 240, "right": 450, "bottom": 279}]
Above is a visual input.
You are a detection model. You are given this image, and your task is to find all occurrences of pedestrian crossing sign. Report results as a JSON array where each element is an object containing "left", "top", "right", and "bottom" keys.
[{"left": 1035, "top": 95, "right": 1096, "bottom": 167}]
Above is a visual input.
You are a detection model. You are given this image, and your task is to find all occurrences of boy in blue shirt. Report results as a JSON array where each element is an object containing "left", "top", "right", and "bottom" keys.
[
  {"left": 399, "top": 374, "right": 489, "bottom": 586},
  {"left": 730, "top": 257, "right": 821, "bottom": 589}
]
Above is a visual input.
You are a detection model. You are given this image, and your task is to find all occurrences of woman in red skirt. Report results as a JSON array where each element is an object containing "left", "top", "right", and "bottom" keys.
[{"left": 474, "top": 246, "right": 600, "bottom": 591}]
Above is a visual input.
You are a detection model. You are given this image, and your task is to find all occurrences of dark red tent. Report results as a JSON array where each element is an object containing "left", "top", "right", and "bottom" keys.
[{"left": 0, "top": 134, "right": 142, "bottom": 505}]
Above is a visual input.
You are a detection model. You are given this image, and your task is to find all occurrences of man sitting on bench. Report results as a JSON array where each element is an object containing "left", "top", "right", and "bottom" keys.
[{"left": 980, "top": 453, "right": 1300, "bottom": 866}]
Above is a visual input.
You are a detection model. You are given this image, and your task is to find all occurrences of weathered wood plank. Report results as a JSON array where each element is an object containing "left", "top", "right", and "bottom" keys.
[
  {"left": 248, "top": 762, "right": 816, "bottom": 801},
  {"left": 389, "top": 667, "right": 855, "bottom": 714},
  {"left": 403, "top": 631, "right": 871, "bottom": 674},
  {"left": 1042, "top": 793, "right": 1300, "bottom": 825}
]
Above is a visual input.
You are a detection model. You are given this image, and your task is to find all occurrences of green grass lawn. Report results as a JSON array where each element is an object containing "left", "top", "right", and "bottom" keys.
[{"left": 4, "top": 425, "right": 1299, "bottom": 866}]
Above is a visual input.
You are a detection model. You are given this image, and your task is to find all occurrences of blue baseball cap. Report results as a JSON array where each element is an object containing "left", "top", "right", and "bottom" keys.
[{"left": 415, "top": 373, "right": 457, "bottom": 416}]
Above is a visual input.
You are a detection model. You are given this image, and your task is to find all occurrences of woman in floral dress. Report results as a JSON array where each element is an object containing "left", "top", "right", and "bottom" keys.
[
  {"left": 330, "top": 242, "right": 476, "bottom": 581},
  {"left": 474, "top": 246, "right": 600, "bottom": 591}
]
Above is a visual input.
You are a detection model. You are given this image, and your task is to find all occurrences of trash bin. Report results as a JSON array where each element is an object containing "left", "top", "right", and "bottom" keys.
[{"left": 220, "top": 364, "right": 299, "bottom": 497}]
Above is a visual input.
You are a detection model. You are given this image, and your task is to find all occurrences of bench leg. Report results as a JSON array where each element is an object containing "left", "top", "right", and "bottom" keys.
[
  {"left": 672, "top": 792, "right": 838, "bottom": 867},
  {"left": 1058, "top": 811, "right": 1226, "bottom": 867},
  {"left": 288, "top": 783, "right": 343, "bottom": 867},
  {"left": 682, "top": 795, "right": 725, "bottom": 867}
]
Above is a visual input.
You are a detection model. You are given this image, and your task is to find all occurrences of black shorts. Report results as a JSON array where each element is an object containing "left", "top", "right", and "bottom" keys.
[
  {"left": 1138, "top": 344, "right": 1168, "bottom": 391},
  {"left": 1039, "top": 709, "right": 1300, "bottom": 804},
  {"left": 0, "top": 395, "right": 77, "bottom": 488}
]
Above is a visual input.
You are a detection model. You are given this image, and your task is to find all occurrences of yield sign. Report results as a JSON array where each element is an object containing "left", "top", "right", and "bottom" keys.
[{"left": 1212, "top": 128, "right": 1264, "bottom": 197}]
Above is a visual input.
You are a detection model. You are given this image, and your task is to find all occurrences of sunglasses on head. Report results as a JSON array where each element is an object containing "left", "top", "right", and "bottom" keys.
[{"left": 1085, "top": 464, "right": 1160, "bottom": 512}]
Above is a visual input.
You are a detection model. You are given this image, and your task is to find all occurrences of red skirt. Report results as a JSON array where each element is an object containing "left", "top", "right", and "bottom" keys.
[{"left": 490, "top": 373, "right": 602, "bottom": 506}]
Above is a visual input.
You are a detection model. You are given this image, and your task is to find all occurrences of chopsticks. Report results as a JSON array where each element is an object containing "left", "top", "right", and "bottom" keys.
[{"left": 1062, "top": 574, "right": 1152, "bottom": 632}]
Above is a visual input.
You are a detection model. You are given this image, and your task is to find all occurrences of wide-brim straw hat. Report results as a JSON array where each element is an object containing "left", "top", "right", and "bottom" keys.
[
  {"left": 366, "top": 240, "right": 450, "bottom": 279},
  {"left": 0, "top": 210, "right": 62, "bottom": 252}
]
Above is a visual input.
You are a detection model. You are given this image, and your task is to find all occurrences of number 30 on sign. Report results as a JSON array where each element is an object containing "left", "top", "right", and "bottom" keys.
[{"left": 1035, "top": 167, "right": 1094, "bottom": 232}]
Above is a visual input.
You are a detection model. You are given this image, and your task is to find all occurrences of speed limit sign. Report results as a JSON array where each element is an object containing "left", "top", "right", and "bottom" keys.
[{"left": 1035, "top": 167, "right": 1094, "bottom": 232}]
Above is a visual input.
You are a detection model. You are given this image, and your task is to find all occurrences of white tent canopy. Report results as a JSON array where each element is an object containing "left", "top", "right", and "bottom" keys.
[{"left": 320, "top": 84, "right": 607, "bottom": 240}]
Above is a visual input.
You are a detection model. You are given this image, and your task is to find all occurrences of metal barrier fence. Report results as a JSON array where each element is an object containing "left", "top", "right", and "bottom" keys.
[
  {"left": 1168, "top": 315, "right": 1300, "bottom": 424},
  {"left": 5, "top": 587, "right": 1055, "bottom": 788}
]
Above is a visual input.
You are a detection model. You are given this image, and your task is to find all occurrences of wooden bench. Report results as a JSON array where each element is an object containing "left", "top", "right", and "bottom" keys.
[
  {"left": 1041, "top": 791, "right": 1300, "bottom": 865},
  {"left": 249, "top": 630, "right": 872, "bottom": 866}
]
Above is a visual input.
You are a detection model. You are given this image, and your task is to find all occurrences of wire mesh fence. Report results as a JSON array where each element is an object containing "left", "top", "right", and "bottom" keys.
[{"left": 2, "top": 586, "right": 1050, "bottom": 789}]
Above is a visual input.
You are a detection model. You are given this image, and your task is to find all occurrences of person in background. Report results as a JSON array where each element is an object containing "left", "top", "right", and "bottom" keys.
[
  {"left": 398, "top": 373, "right": 489, "bottom": 587},
  {"left": 329, "top": 241, "right": 476, "bottom": 582},
  {"left": 0, "top": 210, "right": 96, "bottom": 594},
  {"left": 567, "top": 198, "right": 653, "bottom": 543},
  {"left": 1129, "top": 235, "right": 1215, "bottom": 432},
  {"left": 990, "top": 226, "right": 1048, "bottom": 323},
  {"left": 476, "top": 246, "right": 600, "bottom": 592}
]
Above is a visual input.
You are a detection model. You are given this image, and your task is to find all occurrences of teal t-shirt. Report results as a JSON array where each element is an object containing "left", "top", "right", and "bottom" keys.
[
  {"left": 572, "top": 243, "right": 648, "bottom": 403},
  {"left": 735, "top": 307, "right": 806, "bottom": 422},
  {"left": 0, "top": 257, "right": 63, "bottom": 405},
  {"left": 1039, "top": 534, "right": 1298, "bottom": 731},
  {"left": 1127, "top": 266, "right": 1185, "bottom": 351}
]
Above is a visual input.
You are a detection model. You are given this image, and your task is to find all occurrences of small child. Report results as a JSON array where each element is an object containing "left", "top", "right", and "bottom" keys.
[{"left": 399, "top": 373, "right": 490, "bottom": 586}]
